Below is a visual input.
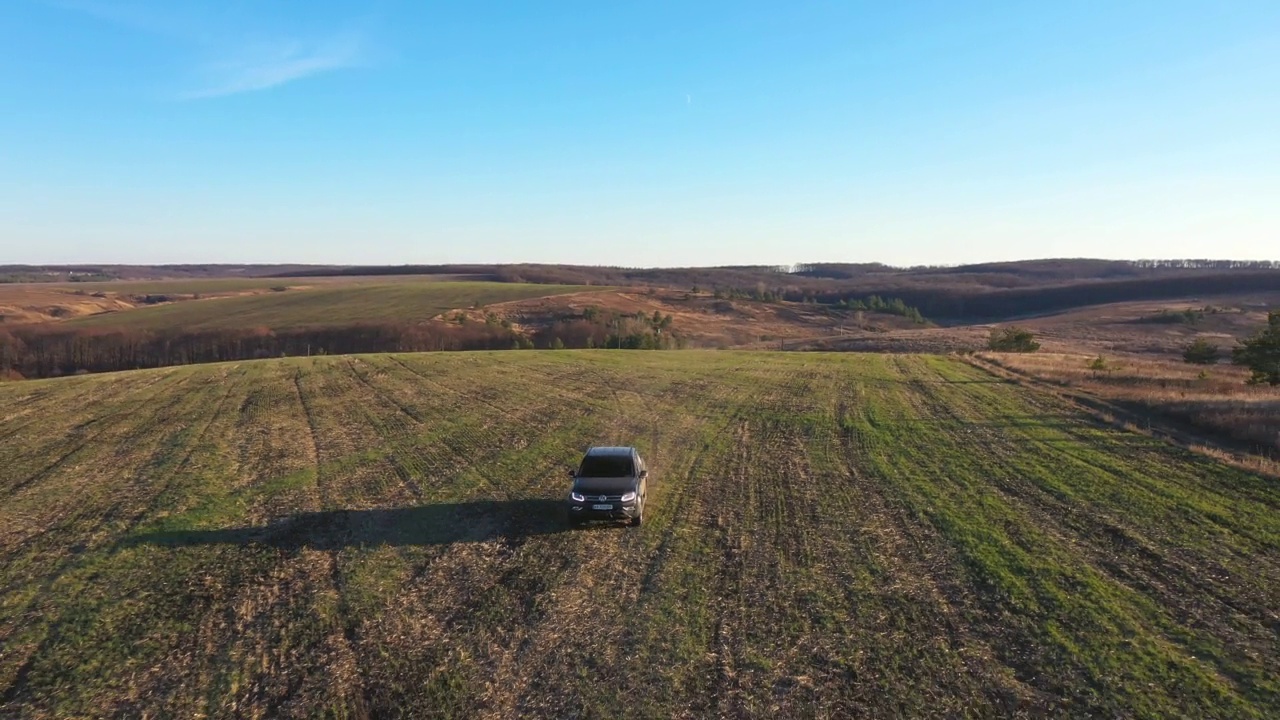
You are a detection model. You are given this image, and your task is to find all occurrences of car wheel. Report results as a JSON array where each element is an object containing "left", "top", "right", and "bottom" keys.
[{"left": 630, "top": 512, "right": 642, "bottom": 527}]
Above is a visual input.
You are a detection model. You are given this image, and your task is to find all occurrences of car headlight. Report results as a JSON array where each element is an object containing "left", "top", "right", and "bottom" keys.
[
  {"left": 620, "top": 491, "right": 637, "bottom": 502},
  {"left": 571, "top": 492, "right": 585, "bottom": 502}
]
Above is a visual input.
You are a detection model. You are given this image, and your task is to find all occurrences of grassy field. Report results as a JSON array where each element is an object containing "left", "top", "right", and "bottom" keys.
[
  {"left": 1, "top": 352, "right": 1276, "bottom": 718},
  {"left": 0, "top": 279, "right": 316, "bottom": 324},
  {"left": 0, "top": 276, "right": 492, "bottom": 325},
  {"left": 62, "top": 281, "right": 595, "bottom": 330},
  {"left": 26, "top": 274, "right": 500, "bottom": 295}
]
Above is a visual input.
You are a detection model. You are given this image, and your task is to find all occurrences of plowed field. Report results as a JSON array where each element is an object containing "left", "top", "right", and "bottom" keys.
[
  {"left": 61, "top": 281, "right": 592, "bottom": 330},
  {"left": 0, "top": 352, "right": 1275, "bottom": 718}
]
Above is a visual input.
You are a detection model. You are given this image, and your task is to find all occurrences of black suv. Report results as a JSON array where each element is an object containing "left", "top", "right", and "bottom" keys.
[{"left": 566, "top": 446, "right": 648, "bottom": 526}]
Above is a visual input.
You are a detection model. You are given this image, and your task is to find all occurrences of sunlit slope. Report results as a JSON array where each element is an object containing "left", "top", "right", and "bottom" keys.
[
  {"left": 62, "top": 281, "right": 594, "bottom": 330},
  {"left": 0, "top": 352, "right": 1276, "bottom": 717}
]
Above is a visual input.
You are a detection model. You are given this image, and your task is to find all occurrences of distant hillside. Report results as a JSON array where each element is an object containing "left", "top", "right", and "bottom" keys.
[
  {"left": 7, "top": 259, "right": 1278, "bottom": 322},
  {"left": 0, "top": 264, "right": 337, "bottom": 283},
  {"left": 273, "top": 260, "right": 1280, "bottom": 322}
]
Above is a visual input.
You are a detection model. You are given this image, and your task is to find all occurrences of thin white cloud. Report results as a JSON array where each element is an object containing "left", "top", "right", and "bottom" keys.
[
  {"left": 45, "top": 0, "right": 370, "bottom": 99},
  {"left": 182, "top": 34, "right": 366, "bottom": 99}
]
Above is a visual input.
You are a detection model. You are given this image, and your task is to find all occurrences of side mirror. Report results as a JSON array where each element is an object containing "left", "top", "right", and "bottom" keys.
[
  {"left": 566, "top": 468, "right": 576, "bottom": 478},
  {"left": 639, "top": 470, "right": 648, "bottom": 479}
]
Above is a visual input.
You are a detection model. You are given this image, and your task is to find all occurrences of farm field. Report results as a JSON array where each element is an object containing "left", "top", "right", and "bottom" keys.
[
  {"left": 29, "top": 274, "right": 495, "bottom": 296},
  {"left": 61, "top": 281, "right": 595, "bottom": 331},
  {"left": 0, "top": 280, "right": 314, "bottom": 324},
  {"left": 0, "top": 352, "right": 1276, "bottom": 718},
  {"left": 0, "top": 276, "right": 481, "bottom": 325}
]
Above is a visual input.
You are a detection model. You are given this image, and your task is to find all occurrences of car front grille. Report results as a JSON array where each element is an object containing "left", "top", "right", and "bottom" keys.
[{"left": 579, "top": 493, "right": 624, "bottom": 503}]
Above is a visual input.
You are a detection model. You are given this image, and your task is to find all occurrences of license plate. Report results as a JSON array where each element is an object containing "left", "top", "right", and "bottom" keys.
[{"left": 592, "top": 504, "right": 613, "bottom": 511}]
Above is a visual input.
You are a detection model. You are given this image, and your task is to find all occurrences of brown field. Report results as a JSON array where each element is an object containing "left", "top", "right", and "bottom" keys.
[{"left": 1015, "top": 294, "right": 1280, "bottom": 356}]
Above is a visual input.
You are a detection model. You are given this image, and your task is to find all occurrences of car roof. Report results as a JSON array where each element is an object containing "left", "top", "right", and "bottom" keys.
[{"left": 585, "top": 446, "right": 635, "bottom": 456}]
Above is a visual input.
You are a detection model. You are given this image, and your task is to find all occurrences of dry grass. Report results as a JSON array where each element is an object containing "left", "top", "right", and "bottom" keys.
[
  {"left": 474, "top": 288, "right": 924, "bottom": 348},
  {"left": 1017, "top": 293, "right": 1280, "bottom": 356},
  {"left": 976, "top": 351, "right": 1280, "bottom": 460}
]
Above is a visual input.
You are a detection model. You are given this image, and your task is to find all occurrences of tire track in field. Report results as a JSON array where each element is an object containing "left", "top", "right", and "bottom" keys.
[
  {"left": 228, "top": 363, "right": 319, "bottom": 504},
  {"left": 158, "top": 364, "right": 327, "bottom": 718},
  {"left": 377, "top": 354, "right": 610, "bottom": 501},
  {"left": 365, "top": 372, "right": 515, "bottom": 502},
  {"left": 0, "top": 383, "right": 61, "bottom": 426},
  {"left": 409, "top": 357, "right": 735, "bottom": 716},
  {"left": 0, "top": 368, "right": 246, "bottom": 708},
  {"left": 589, "top": 364, "right": 802, "bottom": 717},
  {"left": 141, "top": 363, "right": 326, "bottom": 717},
  {"left": 0, "top": 378, "right": 201, "bottom": 553},
  {"left": 345, "top": 357, "right": 425, "bottom": 424},
  {"left": 291, "top": 361, "right": 375, "bottom": 715},
  {"left": 349, "top": 356, "right": 535, "bottom": 505},
  {"left": 693, "top": 364, "right": 846, "bottom": 716},
  {"left": 958, "top": 433, "right": 1279, "bottom": 700},
  {"left": 347, "top": 378, "right": 612, "bottom": 718},
  {"left": 110, "top": 367, "right": 251, "bottom": 539},
  {"left": 0, "top": 368, "right": 176, "bottom": 453},
  {"left": 310, "top": 362, "right": 466, "bottom": 713},
  {"left": 828, "top": 381, "right": 1050, "bottom": 714},
  {"left": 84, "top": 367, "right": 264, "bottom": 711},
  {"left": 0, "top": 371, "right": 173, "bottom": 448},
  {"left": 880, "top": 362, "right": 1272, "bottom": 713},
  {"left": 911, "top": 372, "right": 1280, "bottom": 635},
  {"left": 502, "top": 372, "right": 745, "bottom": 718},
  {"left": 156, "top": 363, "right": 369, "bottom": 718},
  {"left": 955, "top": 386, "right": 1279, "bottom": 622},
  {"left": 291, "top": 364, "right": 324, "bottom": 495},
  {"left": 360, "top": 361, "right": 514, "bottom": 502},
  {"left": 32, "top": 366, "right": 256, "bottom": 707},
  {"left": 851, "top": 365, "right": 1083, "bottom": 713},
  {"left": 0, "top": 372, "right": 199, "bottom": 556},
  {"left": 340, "top": 358, "right": 426, "bottom": 504},
  {"left": 303, "top": 356, "right": 568, "bottom": 714},
  {"left": 0, "top": 371, "right": 190, "bottom": 499},
  {"left": 384, "top": 354, "right": 597, "bottom": 421}
]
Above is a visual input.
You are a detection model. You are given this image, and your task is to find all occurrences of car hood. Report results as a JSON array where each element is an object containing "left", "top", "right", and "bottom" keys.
[{"left": 573, "top": 477, "right": 636, "bottom": 493}]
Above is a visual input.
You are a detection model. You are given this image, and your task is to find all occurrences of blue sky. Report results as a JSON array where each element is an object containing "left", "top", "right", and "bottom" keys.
[{"left": 2, "top": 1, "right": 1277, "bottom": 266}]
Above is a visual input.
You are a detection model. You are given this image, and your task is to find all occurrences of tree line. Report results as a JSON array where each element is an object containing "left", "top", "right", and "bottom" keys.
[
  {"left": 837, "top": 271, "right": 1280, "bottom": 320},
  {"left": 0, "top": 309, "right": 688, "bottom": 380},
  {"left": 0, "top": 324, "right": 525, "bottom": 379}
]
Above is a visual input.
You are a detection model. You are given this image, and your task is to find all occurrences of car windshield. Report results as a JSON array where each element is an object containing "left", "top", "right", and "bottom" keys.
[{"left": 578, "top": 454, "right": 634, "bottom": 478}]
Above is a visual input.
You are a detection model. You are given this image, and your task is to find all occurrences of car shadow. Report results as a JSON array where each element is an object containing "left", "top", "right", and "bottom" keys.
[{"left": 122, "top": 498, "right": 618, "bottom": 550}]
